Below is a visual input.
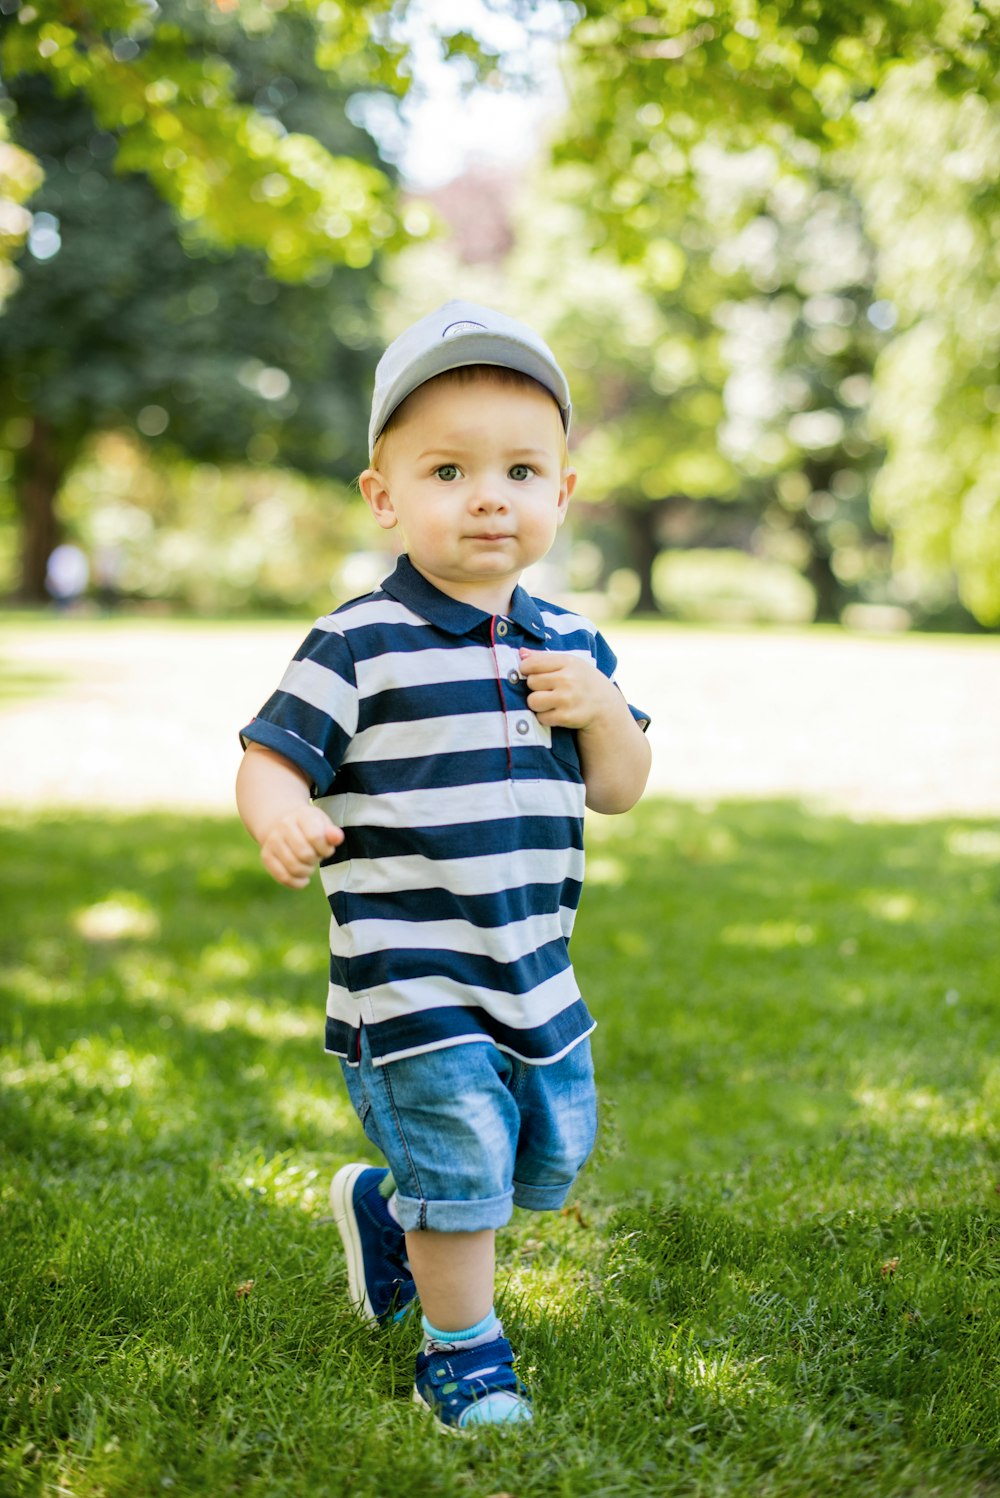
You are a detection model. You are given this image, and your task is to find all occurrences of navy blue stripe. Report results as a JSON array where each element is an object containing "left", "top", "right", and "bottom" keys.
[
  {"left": 326, "top": 996, "right": 594, "bottom": 1065},
  {"left": 291, "top": 628, "right": 357, "bottom": 674},
  {"left": 333, "top": 937, "right": 571, "bottom": 998},
  {"left": 328, "top": 880, "right": 582, "bottom": 930},
  {"left": 334, "top": 746, "right": 581, "bottom": 795},
  {"left": 339, "top": 613, "right": 492, "bottom": 663},
  {"left": 357, "top": 680, "right": 499, "bottom": 730},
  {"left": 330, "top": 816, "right": 584, "bottom": 863}
]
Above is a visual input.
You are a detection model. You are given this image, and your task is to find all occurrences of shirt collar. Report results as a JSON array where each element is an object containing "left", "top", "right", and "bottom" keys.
[{"left": 380, "top": 554, "right": 548, "bottom": 641}]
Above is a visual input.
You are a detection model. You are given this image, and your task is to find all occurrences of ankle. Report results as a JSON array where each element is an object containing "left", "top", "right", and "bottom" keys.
[{"left": 421, "top": 1307, "right": 500, "bottom": 1350}]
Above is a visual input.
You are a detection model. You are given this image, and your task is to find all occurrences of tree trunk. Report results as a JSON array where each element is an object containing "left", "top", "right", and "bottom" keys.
[
  {"left": 14, "top": 418, "right": 66, "bottom": 603},
  {"left": 619, "top": 501, "right": 663, "bottom": 615}
]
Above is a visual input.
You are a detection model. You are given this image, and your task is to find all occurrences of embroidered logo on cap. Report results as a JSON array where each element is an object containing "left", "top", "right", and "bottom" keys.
[{"left": 442, "top": 320, "right": 487, "bottom": 338}]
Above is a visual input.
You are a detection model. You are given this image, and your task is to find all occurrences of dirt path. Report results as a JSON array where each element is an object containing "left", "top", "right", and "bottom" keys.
[{"left": 2, "top": 616, "right": 997, "bottom": 820}]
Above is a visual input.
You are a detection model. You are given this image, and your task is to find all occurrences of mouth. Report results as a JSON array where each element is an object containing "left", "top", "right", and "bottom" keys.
[{"left": 468, "top": 533, "right": 513, "bottom": 542}]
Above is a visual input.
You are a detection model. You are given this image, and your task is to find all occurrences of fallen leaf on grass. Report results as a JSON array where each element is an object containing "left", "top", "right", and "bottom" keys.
[
  {"left": 236, "top": 1280, "right": 255, "bottom": 1298},
  {"left": 560, "top": 1202, "right": 590, "bottom": 1228},
  {"left": 881, "top": 1258, "right": 900, "bottom": 1277}
]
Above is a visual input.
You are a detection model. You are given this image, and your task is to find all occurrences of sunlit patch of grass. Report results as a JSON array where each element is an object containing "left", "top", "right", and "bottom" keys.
[{"left": 2, "top": 804, "right": 1000, "bottom": 1495}]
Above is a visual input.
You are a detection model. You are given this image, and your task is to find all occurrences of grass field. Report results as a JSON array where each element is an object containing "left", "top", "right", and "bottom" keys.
[{"left": 2, "top": 801, "right": 1000, "bottom": 1496}]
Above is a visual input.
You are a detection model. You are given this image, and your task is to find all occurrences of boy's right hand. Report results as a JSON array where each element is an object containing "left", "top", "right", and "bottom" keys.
[{"left": 260, "top": 805, "right": 344, "bottom": 889}]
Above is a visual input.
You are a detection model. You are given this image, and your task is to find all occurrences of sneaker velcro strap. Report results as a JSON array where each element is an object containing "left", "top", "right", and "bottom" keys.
[{"left": 425, "top": 1336, "right": 520, "bottom": 1392}]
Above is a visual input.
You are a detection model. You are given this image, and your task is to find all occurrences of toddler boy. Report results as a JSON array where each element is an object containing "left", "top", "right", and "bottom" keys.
[{"left": 236, "top": 301, "right": 650, "bottom": 1430}]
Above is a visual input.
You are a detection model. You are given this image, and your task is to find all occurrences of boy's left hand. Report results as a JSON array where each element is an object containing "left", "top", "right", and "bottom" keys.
[{"left": 518, "top": 648, "right": 619, "bottom": 732}]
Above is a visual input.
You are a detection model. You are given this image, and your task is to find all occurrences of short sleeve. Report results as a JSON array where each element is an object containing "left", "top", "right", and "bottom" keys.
[
  {"left": 593, "top": 628, "right": 651, "bottom": 733},
  {"left": 239, "top": 621, "right": 360, "bottom": 795}
]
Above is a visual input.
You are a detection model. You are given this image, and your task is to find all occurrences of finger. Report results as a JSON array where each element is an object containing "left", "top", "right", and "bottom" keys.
[
  {"left": 284, "top": 827, "right": 321, "bottom": 864},
  {"left": 262, "top": 848, "right": 311, "bottom": 888},
  {"left": 518, "top": 648, "right": 563, "bottom": 674}
]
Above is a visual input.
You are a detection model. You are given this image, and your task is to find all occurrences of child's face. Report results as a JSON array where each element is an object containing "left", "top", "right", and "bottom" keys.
[{"left": 360, "top": 374, "right": 575, "bottom": 612}]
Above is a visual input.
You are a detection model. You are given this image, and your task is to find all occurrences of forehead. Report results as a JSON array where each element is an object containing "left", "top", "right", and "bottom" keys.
[{"left": 392, "top": 370, "right": 564, "bottom": 438}]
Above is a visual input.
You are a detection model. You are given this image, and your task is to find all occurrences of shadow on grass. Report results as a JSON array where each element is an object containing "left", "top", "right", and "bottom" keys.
[{"left": 2, "top": 800, "right": 1000, "bottom": 1493}]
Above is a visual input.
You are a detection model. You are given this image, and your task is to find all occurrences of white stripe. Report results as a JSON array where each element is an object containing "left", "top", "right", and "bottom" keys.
[
  {"left": 539, "top": 607, "right": 598, "bottom": 639},
  {"left": 330, "top": 909, "right": 574, "bottom": 963},
  {"left": 317, "top": 777, "right": 584, "bottom": 830},
  {"left": 363, "top": 1023, "right": 596, "bottom": 1068},
  {"left": 354, "top": 644, "right": 497, "bottom": 697},
  {"left": 313, "top": 597, "right": 423, "bottom": 632},
  {"left": 319, "top": 847, "right": 585, "bottom": 898},
  {"left": 345, "top": 707, "right": 553, "bottom": 762},
  {"left": 347, "top": 710, "right": 507, "bottom": 763},
  {"left": 327, "top": 965, "right": 581, "bottom": 1027},
  {"left": 277, "top": 658, "right": 358, "bottom": 733}
]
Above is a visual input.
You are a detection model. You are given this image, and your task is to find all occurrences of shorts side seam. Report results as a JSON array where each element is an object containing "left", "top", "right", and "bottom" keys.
[{"left": 373, "top": 1050, "right": 428, "bottom": 1231}]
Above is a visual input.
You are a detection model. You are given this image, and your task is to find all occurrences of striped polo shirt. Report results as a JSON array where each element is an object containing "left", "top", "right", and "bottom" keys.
[{"left": 241, "top": 555, "right": 648, "bottom": 1069}]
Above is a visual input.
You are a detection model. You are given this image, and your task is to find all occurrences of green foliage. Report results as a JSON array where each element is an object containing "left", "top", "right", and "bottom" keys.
[
  {"left": 0, "top": 114, "right": 40, "bottom": 299},
  {"left": 2, "top": 15, "right": 392, "bottom": 466},
  {"left": 551, "top": 0, "right": 1000, "bottom": 624},
  {"left": 57, "top": 433, "right": 370, "bottom": 613},
  {"left": 3, "top": 798, "right": 1000, "bottom": 1492},
  {"left": 0, "top": 18, "right": 395, "bottom": 600},
  {"left": 855, "top": 63, "right": 1000, "bottom": 625},
  {"left": 1, "top": 0, "right": 411, "bottom": 278},
  {"left": 570, "top": 0, "right": 999, "bottom": 150}
]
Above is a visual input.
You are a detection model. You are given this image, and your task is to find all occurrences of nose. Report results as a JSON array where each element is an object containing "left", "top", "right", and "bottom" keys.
[{"left": 469, "top": 475, "right": 509, "bottom": 513}]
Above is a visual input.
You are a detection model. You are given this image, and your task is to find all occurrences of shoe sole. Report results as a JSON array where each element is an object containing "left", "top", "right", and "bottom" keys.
[
  {"left": 329, "top": 1163, "right": 379, "bottom": 1324},
  {"left": 412, "top": 1387, "right": 466, "bottom": 1436},
  {"left": 411, "top": 1387, "right": 533, "bottom": 1435}
]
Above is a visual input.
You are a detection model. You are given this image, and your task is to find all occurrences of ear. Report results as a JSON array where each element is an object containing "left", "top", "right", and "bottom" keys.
[
  {"left": 359, "top": 468, "right": 398, "bottom": 530},
  {"left": 555, "top": 467, "right": 577, "bottom": 527}
]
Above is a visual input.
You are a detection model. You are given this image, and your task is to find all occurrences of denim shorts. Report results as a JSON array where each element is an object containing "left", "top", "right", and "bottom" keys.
[{"left": 338, "top": 1030, "right": 598, "bottom": 1233}]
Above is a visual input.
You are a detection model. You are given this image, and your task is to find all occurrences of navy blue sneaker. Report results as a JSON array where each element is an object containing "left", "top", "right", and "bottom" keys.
[
  {"left": 414, "top": 1334, "right": 533, "bottom": 1431},
  {"left": 329, "top": 1163, "right": 417, "bottom": 1326}
]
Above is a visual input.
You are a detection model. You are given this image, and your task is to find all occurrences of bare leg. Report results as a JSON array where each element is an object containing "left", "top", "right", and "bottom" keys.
[{"left": 404, "top": 1227, "right": 495, "bottom": 1332}]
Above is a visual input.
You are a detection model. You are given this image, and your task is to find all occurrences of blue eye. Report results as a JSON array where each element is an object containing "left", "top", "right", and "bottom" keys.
[
  {"left": 509, "top": 464, "right": 533, "bottom": 481},
  {"left": 436, "top": 464, "right": 459, "bottom": 481}
]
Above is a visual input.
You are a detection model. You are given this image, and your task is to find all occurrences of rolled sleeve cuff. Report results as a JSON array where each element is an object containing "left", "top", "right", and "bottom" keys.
[{"left": 239, "top": 718, "right": 334, "bottom": 795}]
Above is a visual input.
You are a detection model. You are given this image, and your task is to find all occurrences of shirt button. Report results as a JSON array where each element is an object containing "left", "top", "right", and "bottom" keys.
[
  {"left": 507, "top": 669, "right": 521, "bottom": 685},
  {"left": 496, "top": 620, "right": 508, "bottom": 637},
  {"left": 515, "top": 718, "right": 530, "bottom": 736}
]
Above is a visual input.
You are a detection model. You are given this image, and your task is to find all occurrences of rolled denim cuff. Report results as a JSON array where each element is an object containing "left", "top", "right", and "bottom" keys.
[
  {"left": 512, "top": 1176, "right": 576, "bottom": 1212},
  {"left": 394, "top": 1189, "right": 513, "bottom": 1233}
]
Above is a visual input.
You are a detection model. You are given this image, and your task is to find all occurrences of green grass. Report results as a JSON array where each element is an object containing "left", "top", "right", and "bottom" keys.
[{"left": 2, "top": 803, "right": 1000, "bottom": 1496}]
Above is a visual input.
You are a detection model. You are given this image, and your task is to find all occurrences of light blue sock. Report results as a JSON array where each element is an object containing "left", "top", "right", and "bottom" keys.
[{"left": 421, "top": 1308, "right": 499, "bottom": 1350}]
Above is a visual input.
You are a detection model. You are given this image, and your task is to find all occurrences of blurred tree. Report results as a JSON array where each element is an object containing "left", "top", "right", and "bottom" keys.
[
  {"left": 708, "top": 144, "right": 890, "bottom": 622},
  {"left": 508, "top": 168, "right": 739, "bottom": 614},
  {"left": 549, "top": 0, "right": 999, "bottom": 623},
  {"left": 855, "top": 63, "right": 1000, "bottom": 625},
  {"left": 0, "top": 0, "right": 409, "bottom": 280},
  {"left": 0, "top": 114, "right": 39, "bottom": 296},
  {"left": 1, "top": 3, "right": 398, "bottom": 600}
]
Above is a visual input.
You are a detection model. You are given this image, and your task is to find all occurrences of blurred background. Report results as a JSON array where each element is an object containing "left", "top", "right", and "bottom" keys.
[{"left": 2, "top": 0, "right": 998, "bottom": 634}]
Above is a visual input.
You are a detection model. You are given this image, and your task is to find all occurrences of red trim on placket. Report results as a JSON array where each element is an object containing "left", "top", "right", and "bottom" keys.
[{"left": 490, "top": 615, "right": 513, "bottom": 776}]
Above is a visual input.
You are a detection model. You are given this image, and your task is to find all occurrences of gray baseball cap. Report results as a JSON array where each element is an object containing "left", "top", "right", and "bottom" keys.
[{"left": 368, "top": 299, "right": 571, "bottom": 459}]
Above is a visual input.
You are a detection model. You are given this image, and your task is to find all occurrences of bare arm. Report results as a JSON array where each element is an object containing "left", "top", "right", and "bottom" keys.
[
  {"left": 519, "top": 649, "right": 651, "bottom": 814},
  {"left": 236, "top": 741, "right": 343, "bottom": 889}
]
